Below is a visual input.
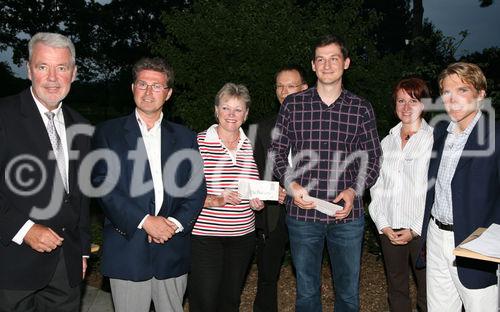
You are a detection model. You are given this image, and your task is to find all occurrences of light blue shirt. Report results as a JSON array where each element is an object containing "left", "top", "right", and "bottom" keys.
[{"left": 431, "top": 111, "right": 482, "bottom": 224}]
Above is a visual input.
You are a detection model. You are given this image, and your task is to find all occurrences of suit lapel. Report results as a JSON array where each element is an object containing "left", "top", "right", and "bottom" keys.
[
  {"left": 62, "top": 107, "right": 77, "bottom": 192},
  {"left": 19, "top": 89, "right": 53, "bottom": 159},
  {"left": 159, "top": 120, "right": 177, "bottom": 215},
  {"left": 429, "top": 123, "right": 448, "bottom": 180},
  {"left": 124, "top": 113, "right": 153, "bottom": 188},
  {"left": 160, "top": 120, "right": 176, "bottom": 169},
  {"left": 455, "top": 115, "right": 488, "bottom": 172}
]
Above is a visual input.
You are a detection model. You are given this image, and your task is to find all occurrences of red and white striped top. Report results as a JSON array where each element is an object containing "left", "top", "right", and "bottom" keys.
[{"left": 193, "top": 124, "right": 259, "bottom": 237}]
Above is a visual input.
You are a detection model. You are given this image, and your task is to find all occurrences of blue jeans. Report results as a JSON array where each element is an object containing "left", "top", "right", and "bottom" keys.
[{"left": 286, "top": 216, "right": 364, "bottom": 312}]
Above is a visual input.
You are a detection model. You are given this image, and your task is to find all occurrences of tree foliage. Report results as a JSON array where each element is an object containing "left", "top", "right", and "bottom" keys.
[
  {"left": 153, "top": 0, "right": 381, "bottom": 131},
  {"left": 1, "top": 0, "right": 497, "bottom": 131}
]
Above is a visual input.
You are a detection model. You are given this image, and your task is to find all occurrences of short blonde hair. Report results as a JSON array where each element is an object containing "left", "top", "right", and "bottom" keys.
[
  {"left": 438, "top": 62, "right": 487, "bottom": 94},
  {"left": 214, "top": 83, "right": 250, "bottom": 120}
]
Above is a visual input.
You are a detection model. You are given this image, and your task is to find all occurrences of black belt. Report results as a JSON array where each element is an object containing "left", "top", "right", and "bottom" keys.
[{"left": 431, "top": 215, "right": 453, "bottom": 231}]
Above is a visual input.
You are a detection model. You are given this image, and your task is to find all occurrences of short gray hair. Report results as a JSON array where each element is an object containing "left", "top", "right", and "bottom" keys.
[
  {"left": 132, "top": 57, "right": 174, "bottom": 88},
  {"left": 215, "top": 83, "right": 251, "bottom": 109},
  {"left": 28, "top": 32, "right": 76, "bottom": 65}
]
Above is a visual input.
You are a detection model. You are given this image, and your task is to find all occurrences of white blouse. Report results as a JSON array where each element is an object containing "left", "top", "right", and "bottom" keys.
[{"left": 369, "top": 120, "right": 433, "bottom": 235}]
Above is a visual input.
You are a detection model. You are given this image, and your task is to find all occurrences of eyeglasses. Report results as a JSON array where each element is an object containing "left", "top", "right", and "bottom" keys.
[
  {"left": 134, "top": 80, "right": 169, "bottom": 92},
  {"left": 275, "top": 83, "right": 304, "bottom": 91}
]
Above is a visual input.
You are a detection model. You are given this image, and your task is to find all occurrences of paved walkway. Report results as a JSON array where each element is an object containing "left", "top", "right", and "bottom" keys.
[{"left": 81, "top": 285, "right": 114, "bottom": 312}]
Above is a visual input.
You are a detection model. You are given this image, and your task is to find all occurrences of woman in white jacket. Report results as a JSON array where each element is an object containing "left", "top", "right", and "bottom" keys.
[{"left": 369, "top": 77, "right": 433, "bottom": 312}]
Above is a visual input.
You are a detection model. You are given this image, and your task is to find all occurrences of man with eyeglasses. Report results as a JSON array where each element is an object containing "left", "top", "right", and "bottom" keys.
[
  {"left": 252, "top": 65, "right": 308, "bottom": 312},
  {"left": 271, "top": 35, "right": 381, "bottom": 311},
  {"left": 91, "top": 57, "right": 206, "bottom": 312}
]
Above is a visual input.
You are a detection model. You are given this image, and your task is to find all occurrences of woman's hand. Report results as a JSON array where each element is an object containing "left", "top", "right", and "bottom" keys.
[
  {"left": 382, "top": 227, "right": 396, "bottom": 241},
  {"left": 249, "top": 198, "right": 265, "bottom": 211},
  {"left": 391, "top": 229, "right": 413, "bottom": 245},
  {"left": 221, "top": 189, "right": 241, "bottom": 205}
]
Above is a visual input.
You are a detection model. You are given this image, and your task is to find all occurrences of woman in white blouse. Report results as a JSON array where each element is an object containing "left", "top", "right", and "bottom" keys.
[{"left": 369, "top": 77, "right": 433, "bottom": 312}]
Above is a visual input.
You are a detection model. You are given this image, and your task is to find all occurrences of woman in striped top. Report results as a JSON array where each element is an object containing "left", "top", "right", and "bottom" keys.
[
  {"left": 369, "top": 78, "right": 433, "bottom": 312},
  {"left": 188, "top": 83, "right": 264, "bottom": 312}
]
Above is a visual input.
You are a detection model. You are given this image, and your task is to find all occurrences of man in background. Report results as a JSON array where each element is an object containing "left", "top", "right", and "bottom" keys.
[{"left": 252, "top": 65, "right": 308, "bottom": 312}]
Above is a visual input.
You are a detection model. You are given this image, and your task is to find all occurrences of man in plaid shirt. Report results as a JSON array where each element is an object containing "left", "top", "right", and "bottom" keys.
[{"left": 271, "top": 35, "right": 381, "bottom": 311}]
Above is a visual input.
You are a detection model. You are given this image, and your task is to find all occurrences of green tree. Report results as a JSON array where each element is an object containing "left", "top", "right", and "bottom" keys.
[
  {"left": 153, "top": 0, "right": 378, "bottom": 131},
  {"left": 462, "top": 47, "right": 500, "bottom": 118}
]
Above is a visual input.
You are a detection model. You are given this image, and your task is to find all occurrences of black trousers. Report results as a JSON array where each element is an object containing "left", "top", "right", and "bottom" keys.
[
  {"left": 380, "top": 234, "right": 427, "bottom": 312},
  {"left": 188, "top": 233, "right": 255, "bottom": 312},
  {"left": 253, "top": 209, "right": 288, "bottom": 312},
  {"left": 0, "top": 250, "right": 81, "bottom": 312}
]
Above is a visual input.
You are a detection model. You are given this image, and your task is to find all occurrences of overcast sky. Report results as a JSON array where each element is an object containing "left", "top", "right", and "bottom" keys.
[
  {"left": 423, "top": 0, "right": 500, "bottom": 56},
  {"left": 2, "top": 0, "right": 499, "bottom": 78}
]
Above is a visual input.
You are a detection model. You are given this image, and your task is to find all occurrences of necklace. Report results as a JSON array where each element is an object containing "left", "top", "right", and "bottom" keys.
[
  {"left": 221, "top": 137, "right": 239, "bottom": 145},
  {"left": 401, "top": 131, "right": 416, "bottom": 141},
  {"left": 217, "top": 127, "right": 240, "bottom": 147}
]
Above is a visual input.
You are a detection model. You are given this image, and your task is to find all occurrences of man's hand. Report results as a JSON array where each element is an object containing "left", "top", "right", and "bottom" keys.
[
  {"left": 278, "top": 187, "right": 286, "bottom": 204},
  {"left": 82, "top": 257, "right": 87, "bottom": 279},
  {"left": 142, "top": 216, "right": 176, "bottom": 244},
  {"left": 288, "top": 182, "right": 315, "bottom": 209},
  {"left": 333, "top": 188, "right": 356, "bottom": 220},
  {"left": 23, "top": 224, "right": 63, "bottom": 252},
  {"left": 148, "top": 219, "right": 179, "bottom": 244}
]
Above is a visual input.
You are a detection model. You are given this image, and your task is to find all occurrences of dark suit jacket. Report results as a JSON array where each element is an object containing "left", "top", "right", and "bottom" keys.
[
  {"left": 92, "top": 112, "right": 206, "bottom": 281},
  {"left": 253, "top": 115, "right": 286, "bottom": 236},
  {"left": 0, "top": 88, "right": 91, "bottom": 290},
  {"left": 417, "top": 115, "right": 500, "bottom": 289}
]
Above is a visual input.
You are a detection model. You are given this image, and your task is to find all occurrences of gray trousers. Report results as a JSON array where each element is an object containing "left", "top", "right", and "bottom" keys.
[{"left": 110, "top": 274, "right": 187, "bottom": 312}]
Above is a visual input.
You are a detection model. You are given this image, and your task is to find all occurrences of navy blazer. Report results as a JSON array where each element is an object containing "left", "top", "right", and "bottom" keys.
[
  {"left": 92, "top": 112, "right": 206, "bottom": 281},
  {"left": 417, "top": 114, "right": 500, "bottom": 289},
  {"left": 0, "top": 89, "right": 91, "bottom": 290}
]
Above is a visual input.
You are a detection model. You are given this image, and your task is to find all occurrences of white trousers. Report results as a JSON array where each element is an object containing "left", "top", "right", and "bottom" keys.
[
  {"left": 110, "top": 274, "right": 187, "bottom": 312},
  {"left": 426, "top": 220, "right": 497, "bottom": 311}
]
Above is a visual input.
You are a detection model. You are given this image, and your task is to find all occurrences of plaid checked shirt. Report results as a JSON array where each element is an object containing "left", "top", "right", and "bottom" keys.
[{"left": 271, "top": 87, "right": 382, "bottom": 223}]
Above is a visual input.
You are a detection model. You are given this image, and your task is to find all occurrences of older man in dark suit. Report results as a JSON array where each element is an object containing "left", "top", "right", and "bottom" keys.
[
  {"left": 92, "top": 57, "right": 206, "bottom": 312},
  {"left": 0, "top": 32, "right": 91, "bottom": 312}
]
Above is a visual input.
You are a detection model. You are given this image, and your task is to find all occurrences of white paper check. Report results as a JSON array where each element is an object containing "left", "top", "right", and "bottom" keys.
[
  {"left": 238, "top": 179, "right": 279, "bottom": 201},
  {"left": 303, "top": 195, "right": 343, "bottom": 216},
  {"left": 460, "top": 223, "right": 500, "bottom": 258}
]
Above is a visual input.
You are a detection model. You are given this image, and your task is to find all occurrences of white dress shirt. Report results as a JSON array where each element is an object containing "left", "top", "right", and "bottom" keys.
[
  {"left": 135, "top": 110, "right": 182, "bottom": 232},
  {"left": 12, "top": 89, "right": 69, "bottom": 245},
  {"left": 369, "top": 120, "right": 433, "bottom": 235}
]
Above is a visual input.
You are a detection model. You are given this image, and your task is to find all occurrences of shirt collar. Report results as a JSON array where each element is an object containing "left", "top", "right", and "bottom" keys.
[
  {"left": 446, "top": 110, "right": 482, "bottom": 135},
  {"left": 389, "top": 119, "right": 433, "bottom": 136},
  {"left": 135, "top": 109, "right": 163, "bottom": 133},
  {"left": 31, "top": 87, "right": 63, "bottom": 118},
  {"left": 312, "top": 86, "right": 347, "bottom": 106},
  {"left": 205, "top": 124, "right": 249, "bottom": 143}
]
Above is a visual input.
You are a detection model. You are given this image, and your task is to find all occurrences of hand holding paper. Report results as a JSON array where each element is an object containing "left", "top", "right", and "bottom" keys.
[
  {"left": 303, "top": 195, "right": 343, "bottom": 217},
  {"left": 238, "top": 179, "right": 279, "bottom": 201}
]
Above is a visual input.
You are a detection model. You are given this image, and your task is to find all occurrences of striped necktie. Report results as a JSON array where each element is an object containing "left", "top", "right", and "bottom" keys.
[{"left": 45, "top": 111, "right": 68, "bottom": 192}]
